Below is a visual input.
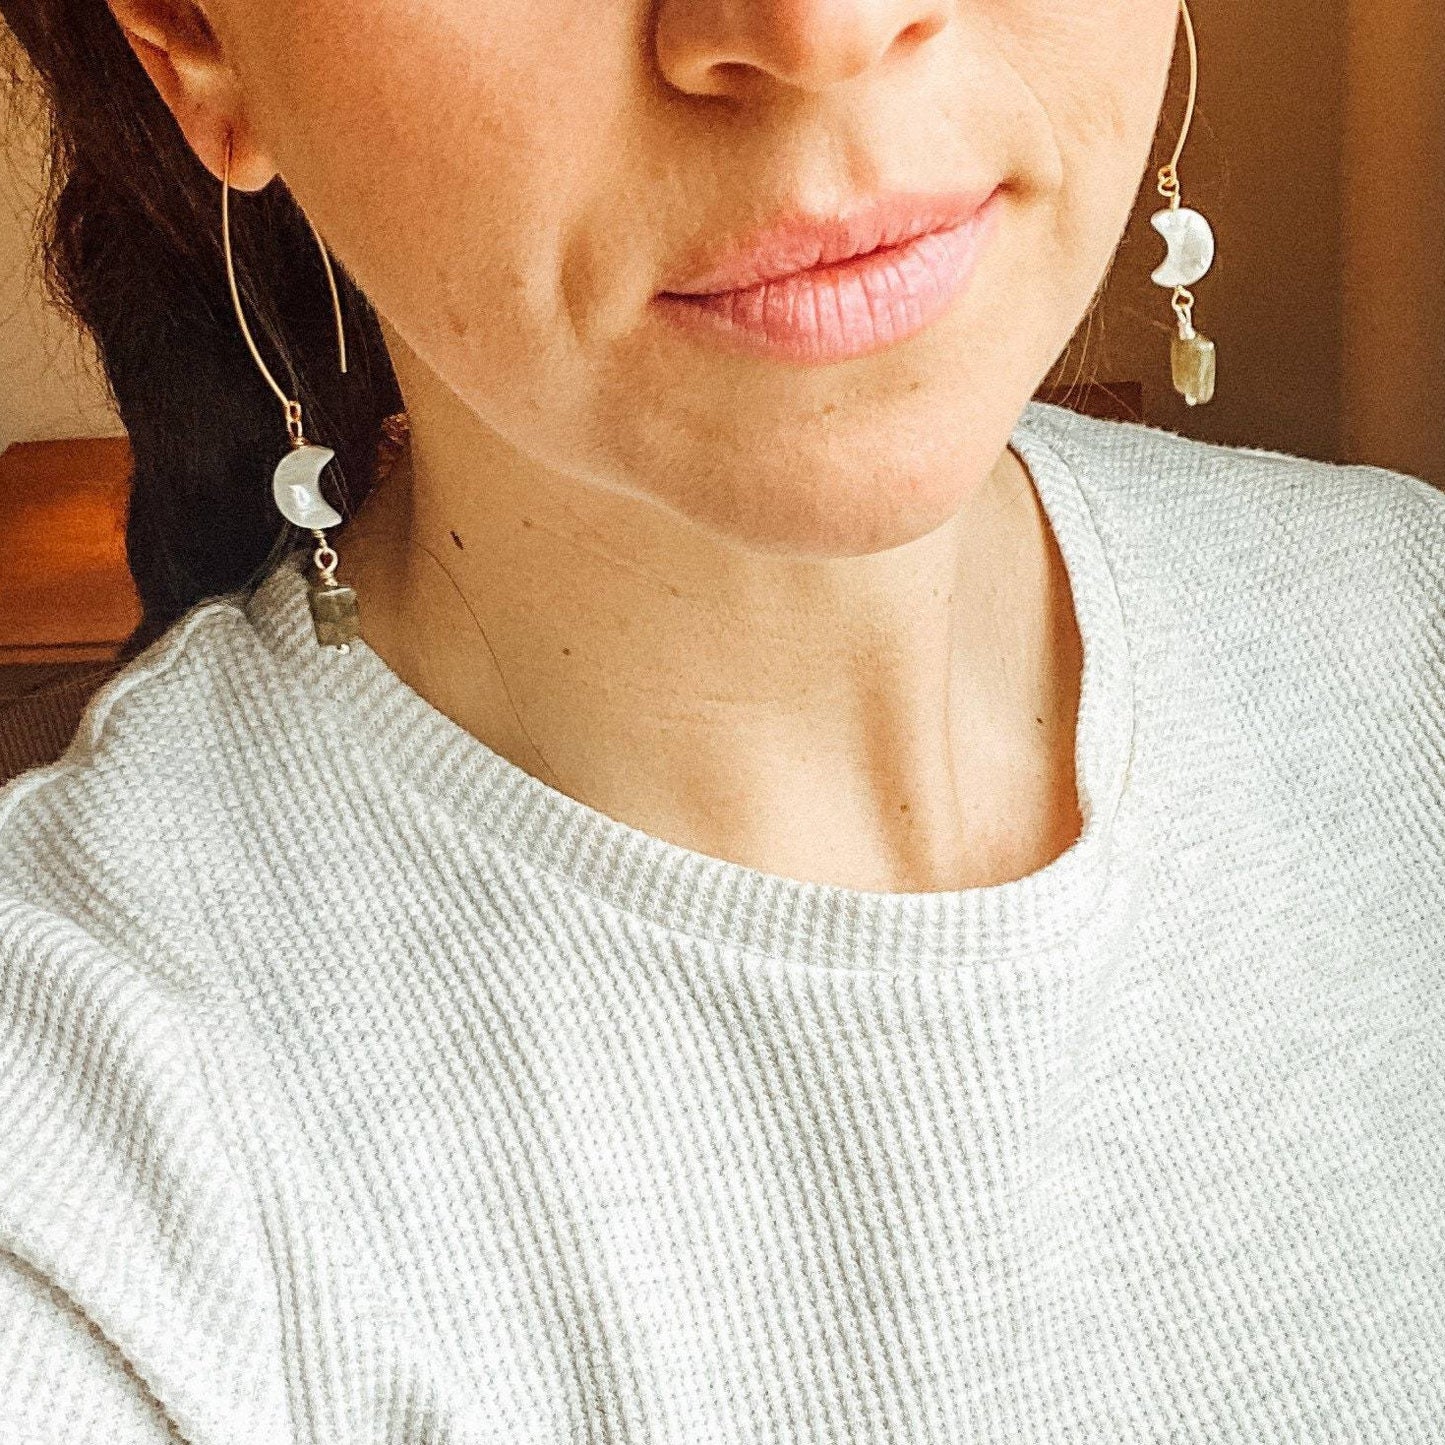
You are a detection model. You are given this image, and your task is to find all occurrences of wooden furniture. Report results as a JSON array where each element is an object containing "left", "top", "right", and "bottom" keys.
[
  {"left": 0, "top": 434, "right": 137, "bottom": 782},
  {"left": 0, "top": 380, "right": 1144, "bottom": 784},
  {"left": 0, "top": 434, "right": 139, "bottom": 667}
]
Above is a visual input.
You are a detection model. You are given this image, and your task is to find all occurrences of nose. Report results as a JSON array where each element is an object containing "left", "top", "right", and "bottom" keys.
[{"left": 655, "top": 0, "right": 952, "bottom": 99}]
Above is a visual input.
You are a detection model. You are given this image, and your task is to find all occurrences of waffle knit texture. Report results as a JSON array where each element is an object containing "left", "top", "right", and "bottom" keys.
[{"left": 2, "top": 400, "right": 1444, "bottom": 1443}]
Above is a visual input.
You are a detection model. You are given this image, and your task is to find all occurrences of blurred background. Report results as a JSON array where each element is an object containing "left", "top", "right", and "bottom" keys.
[
  {"left": 1079, "top": 0, "right": 1445, "bottom": 486},
  {"left": 1, "top": 0, "right": 1443, "bottom": 778}
]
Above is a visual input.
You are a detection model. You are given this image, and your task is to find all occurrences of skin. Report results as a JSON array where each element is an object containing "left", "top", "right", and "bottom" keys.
[{"left": 109, "top": 0, "right": 1179, "bottom": 893}]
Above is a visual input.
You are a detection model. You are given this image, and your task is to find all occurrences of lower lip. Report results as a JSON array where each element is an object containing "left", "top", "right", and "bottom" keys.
[{"left": 652, "top": 190, "right": 1002, "bottom": 365}]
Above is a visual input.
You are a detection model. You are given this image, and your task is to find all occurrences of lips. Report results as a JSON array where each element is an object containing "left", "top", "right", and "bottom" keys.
[{"left": 657, "top": 187, "right": 1001, "bottom": 298}]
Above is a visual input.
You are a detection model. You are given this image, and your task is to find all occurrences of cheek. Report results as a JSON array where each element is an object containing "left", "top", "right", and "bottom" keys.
[
  {"left": 1005, "top": 1, "right": 1178, "bottom": 308},
  {"left": 230, "top": 0, "right": 629, "bottom": 432},
  {"left": 1058, "top": 3, "right": 1178, "bottom": 204},
  {"left": 1002, "top": 0, "right": 1176, "bottom": 146}
]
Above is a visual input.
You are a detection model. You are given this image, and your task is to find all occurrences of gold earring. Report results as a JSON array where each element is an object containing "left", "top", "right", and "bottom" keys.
[
  {"left": 1151, "top": 0, "right": 1217, "bottom": 407},
  {"left": 221, "top": 129, "right": 361, "bottom": 650}
]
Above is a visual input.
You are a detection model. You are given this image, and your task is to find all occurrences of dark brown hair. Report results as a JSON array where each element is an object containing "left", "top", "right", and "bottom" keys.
[{"left": 1, "top": 4, "right": 406, "bottom": 661}]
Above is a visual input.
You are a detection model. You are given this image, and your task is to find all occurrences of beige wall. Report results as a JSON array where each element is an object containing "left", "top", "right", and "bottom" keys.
[{"left": 0, "top": 94, "right": 122, "bottom": 451}]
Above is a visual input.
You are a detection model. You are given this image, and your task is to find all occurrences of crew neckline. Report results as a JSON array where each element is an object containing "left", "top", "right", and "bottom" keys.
[{"left": 241, "top": 399, "right": 1138, "bottom": 971}]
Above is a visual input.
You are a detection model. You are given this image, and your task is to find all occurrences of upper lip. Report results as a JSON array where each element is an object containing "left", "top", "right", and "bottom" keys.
[{"left": 657, "top": 186, "right": 1001, "bottom": 297}]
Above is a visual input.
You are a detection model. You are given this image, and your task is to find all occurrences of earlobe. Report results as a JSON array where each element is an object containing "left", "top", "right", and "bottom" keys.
[{"left": 105, "top": 0, "right": 277, "bottom": 190}]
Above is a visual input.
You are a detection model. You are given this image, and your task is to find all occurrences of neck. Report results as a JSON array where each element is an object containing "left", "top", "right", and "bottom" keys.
[{"left": 335, "top": 385, "right": 1083, "bottom": 894}]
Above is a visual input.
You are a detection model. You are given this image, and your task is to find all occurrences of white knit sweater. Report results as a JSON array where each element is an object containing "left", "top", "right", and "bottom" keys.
[{"left": 2, "top": 400, "right": 1444, "bottom": 1443}]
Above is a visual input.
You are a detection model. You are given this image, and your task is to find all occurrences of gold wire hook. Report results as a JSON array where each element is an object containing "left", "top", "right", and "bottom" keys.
[
  {"left": 1157, "top": 0, "right": 1199, "bottom": 205},
  {"left": 221, "top": 130, "right": 348, "bottom": 444}
]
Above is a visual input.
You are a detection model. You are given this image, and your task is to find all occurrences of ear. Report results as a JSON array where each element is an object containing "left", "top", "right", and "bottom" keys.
[{"left": 105, "top": 0, "right": 277, "bottom": 191}]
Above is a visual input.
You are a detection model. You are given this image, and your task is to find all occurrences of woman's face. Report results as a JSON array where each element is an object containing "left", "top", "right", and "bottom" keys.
[{"left": 152, "top": 0, "right": 1180, "bottom": 554}]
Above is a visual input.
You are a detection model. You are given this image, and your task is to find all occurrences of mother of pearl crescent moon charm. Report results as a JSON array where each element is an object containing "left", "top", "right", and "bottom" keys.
[
  {"left": 1149, "top": 206, "right": 1216, "bottom": 290},
  {"left": 272, "top": 442, "right": 343, "bottom": 529}
]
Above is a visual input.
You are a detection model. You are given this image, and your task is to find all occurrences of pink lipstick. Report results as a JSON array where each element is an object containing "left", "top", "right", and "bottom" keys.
[{"left": 652, "top": 186, "right": 1002, "bottom": 364}]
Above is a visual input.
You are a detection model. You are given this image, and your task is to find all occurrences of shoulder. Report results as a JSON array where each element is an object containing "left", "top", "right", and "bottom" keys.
[
  {"left": 0, "top": 594, "right": 296, "bottom": 1441},
  {"left": 1016, "top": 402, "right": 1445, "bottom": 694},
  {"left": 0, "top": 884, "right": 292, "bottom": 1443},
  {"left": 1016, "top": 399, "right": 1445, "bottom": 597},
  {"left": 1019, "top": 403, "right": 1445, "bottom": 869},
  {"left": 0, "top": 891, "right": 292, "bottom": 1442},
  {"left": 1018, "top": 398, "right": 1445, "bottom": 789},
  {"left": 0, "top": 586, "right": 274, "bottom": 951}
]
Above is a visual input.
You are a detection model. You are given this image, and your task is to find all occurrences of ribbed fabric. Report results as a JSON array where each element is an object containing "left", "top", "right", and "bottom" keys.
[{"left": 1, "top": 398, "right": 1443, "bottom": 1443}]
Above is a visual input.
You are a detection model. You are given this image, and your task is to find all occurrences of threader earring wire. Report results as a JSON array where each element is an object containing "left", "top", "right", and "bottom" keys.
[
  {"left": 1149, "top": 0, "right": 1217, "bottom": 406},
  {"left": 221, "top": 128, "right": 362, "bottom": 650}
]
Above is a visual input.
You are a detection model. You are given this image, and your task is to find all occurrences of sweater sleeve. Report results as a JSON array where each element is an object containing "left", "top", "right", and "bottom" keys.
[
  {"left": 0, "top": 1252, "right": 184, "bottom": 1443},
  {"left": 0, "top": 894, "right": 293, "bottom": 1444}
]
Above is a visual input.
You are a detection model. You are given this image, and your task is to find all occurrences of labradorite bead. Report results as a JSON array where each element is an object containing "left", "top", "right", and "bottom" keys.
[
  {"left": 1171, "top": 331, "right": 1217, "bottom": 407},
  {"left": 309, "top": 581, "right": 361, "bottom": 649}
]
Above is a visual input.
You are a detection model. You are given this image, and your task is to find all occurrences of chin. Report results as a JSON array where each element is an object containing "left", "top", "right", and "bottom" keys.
[{"left": 654, "top": 440, "right": 995, "bottom": 560}]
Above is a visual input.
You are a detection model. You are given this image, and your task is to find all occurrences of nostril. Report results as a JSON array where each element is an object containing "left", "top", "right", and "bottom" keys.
[{"left": 899, "top": 13, "right": 949, "bottom": 49}]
